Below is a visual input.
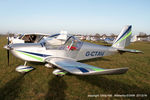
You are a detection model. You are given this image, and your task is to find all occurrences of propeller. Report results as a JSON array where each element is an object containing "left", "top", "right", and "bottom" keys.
[{"left": 7, "top": 33, "right": 10, "bottom": 65}]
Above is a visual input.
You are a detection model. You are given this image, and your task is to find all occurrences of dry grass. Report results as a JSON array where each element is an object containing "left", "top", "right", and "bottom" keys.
[{"left": 0, "top": 36, "right": 150, "bottom": 100}]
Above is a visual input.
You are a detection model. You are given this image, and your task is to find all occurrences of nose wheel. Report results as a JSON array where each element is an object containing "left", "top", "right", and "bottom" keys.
[{"left": 15, "top": 61, "right": 35, "bottom": 73}]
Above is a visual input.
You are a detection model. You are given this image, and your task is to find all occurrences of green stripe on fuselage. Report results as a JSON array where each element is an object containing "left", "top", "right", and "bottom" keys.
[{"left": 16, "top": 51, "right": 43, "bottom": 62}]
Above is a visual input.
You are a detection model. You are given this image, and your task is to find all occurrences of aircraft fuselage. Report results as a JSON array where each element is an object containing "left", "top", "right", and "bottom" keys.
[{"left": 9, "top": 42, "right": 118, "bottom": 62}]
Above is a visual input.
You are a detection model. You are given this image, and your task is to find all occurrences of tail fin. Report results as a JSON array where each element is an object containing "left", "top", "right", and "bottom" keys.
[{"left": 112, "top": 25, "right": 132, "bottom": 49}]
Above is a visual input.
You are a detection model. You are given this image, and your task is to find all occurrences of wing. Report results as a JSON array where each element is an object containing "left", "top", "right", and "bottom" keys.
[{"left": 46, "top": 58, "right": 128, "bottom": 75}]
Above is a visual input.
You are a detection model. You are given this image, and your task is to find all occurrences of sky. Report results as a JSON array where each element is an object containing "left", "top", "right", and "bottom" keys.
[{"left": 0, "top": 0, "right": 150, "bottom": 35}]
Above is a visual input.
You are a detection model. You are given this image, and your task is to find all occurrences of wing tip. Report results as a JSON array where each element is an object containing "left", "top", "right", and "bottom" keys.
[{"left": 104, "top": 67, "right": 128, "bottom": 75}]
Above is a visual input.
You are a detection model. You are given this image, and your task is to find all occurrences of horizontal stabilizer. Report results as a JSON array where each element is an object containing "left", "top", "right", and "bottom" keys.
[{"left": 118, "top": 49, "right": 143, "bottom": 54}]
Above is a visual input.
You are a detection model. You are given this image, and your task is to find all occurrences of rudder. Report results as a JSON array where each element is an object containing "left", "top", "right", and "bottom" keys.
[{"left": 112, "top": 25, "right": 132, "bottom": 49}]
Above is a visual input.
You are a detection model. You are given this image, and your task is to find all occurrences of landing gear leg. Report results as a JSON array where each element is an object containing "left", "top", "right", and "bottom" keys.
[
  {"left": 45, "top": 63, "right": 54, "bottom": 68},
  {"left": 24, "top": 61, "right": 27, "bottom": 66}
]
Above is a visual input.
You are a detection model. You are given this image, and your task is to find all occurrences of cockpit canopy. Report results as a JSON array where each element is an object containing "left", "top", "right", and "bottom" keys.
[
  {"left": 44, "top": 33, "right": 67, "bottom": 46},
  {"left": 44, "top": 34, "right": 83, "bottom": 50}
]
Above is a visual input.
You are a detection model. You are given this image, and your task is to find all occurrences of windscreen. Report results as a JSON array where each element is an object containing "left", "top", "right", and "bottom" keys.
[{"left": 64, "top": 36, "right": 83, "bottom": 51}]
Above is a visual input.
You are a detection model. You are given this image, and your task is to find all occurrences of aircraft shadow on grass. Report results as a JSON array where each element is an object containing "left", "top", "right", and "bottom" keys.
[
  {"left": 29, "top": 62, "right": 45, "bottom": 66},
  {"left": 0, "top": 74, "right": 25, "bottom": 100},
  {"left": 45, "top": 76, "right": 67, "bottom": 100},
  {"left": 76, "top": 76, "right": 150, "bottom": 98}
]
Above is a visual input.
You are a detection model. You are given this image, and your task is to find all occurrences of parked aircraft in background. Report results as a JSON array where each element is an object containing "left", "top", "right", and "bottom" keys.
[
  {"left": 8, "top": 33, "right": 50, "bottom": 44},
  {"left": 7, "top": 30, "right": 69, "bottom": 44},
  {"left": 104, "top": 38, "right": 115, "bottom": 44}
]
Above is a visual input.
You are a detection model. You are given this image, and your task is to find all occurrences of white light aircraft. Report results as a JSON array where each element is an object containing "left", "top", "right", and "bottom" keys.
[
  {"left": 8, "top": 33, "right": 50, "bottom": 44},
  {"left": 4, "top": 25, "right": 142, "bottom": 76},
  {"left": 8, "top": 31, "right": 69, "bottom": 44}
]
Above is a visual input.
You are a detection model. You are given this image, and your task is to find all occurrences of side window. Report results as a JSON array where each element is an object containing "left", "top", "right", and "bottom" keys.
[{"left": 22, "top": 35, "right": 33, "bottom": 43}]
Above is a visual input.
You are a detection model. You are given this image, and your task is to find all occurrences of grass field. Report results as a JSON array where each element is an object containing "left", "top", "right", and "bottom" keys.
[{"left": 0, "top": 35, "right": 150, "bottom": 100}]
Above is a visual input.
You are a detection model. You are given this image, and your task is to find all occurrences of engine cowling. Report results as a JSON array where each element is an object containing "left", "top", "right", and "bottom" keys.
[{"left": 52, "top": 69, "right": 67, "bottom": 76}]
